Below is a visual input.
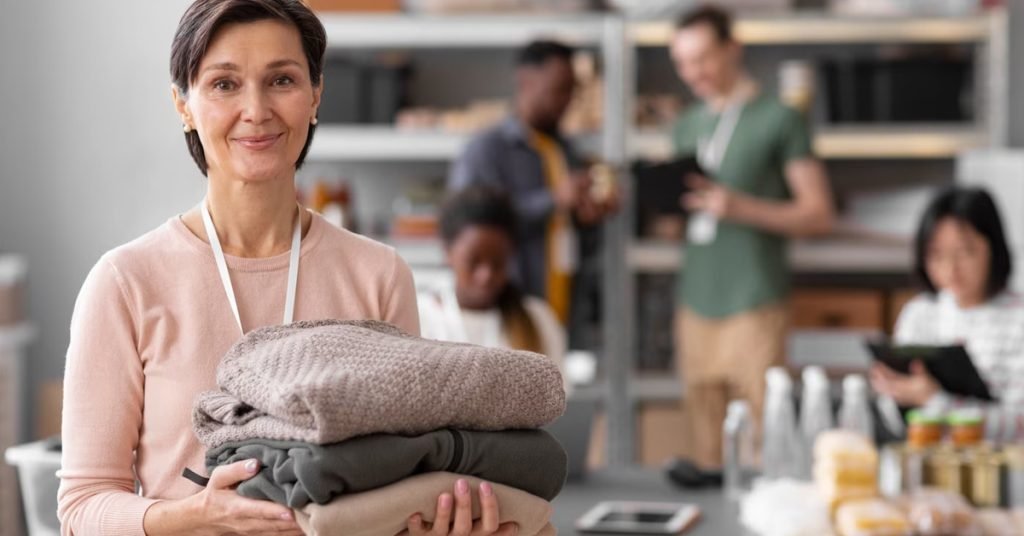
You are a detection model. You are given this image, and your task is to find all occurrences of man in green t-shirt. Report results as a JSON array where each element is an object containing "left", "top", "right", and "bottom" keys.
[{"left": 668, "top": 5, "right": 835, "bottom": 470}]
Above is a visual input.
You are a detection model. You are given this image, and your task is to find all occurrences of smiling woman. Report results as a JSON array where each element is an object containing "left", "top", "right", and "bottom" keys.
[{"left": 55, "top": 1, "right": 514, "bottom": 535}]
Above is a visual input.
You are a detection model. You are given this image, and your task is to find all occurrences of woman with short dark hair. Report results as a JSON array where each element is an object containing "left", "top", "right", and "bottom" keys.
[
  {"left": 871, "top": 186, "right": 1024, "bottom": 440},
  {"left": 56, "top": 1, "right": 513, "bottom": 534}
]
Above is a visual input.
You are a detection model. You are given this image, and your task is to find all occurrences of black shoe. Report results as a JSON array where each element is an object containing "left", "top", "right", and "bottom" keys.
[{"left": 664, "top": 457, "right": 723, "bottom": 489}]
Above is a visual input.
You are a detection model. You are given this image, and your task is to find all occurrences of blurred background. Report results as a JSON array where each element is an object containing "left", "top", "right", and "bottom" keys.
[{"left": 4, "top": 0, "right": 1024, "bottom": 534}]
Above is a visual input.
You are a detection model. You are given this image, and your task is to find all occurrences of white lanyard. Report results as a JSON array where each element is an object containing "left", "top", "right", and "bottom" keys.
[
  {"left": 697, "top": 98, "right": 744, "bottom": 174},
  {"left": 201, "top": 200, "right": 301, "bottom": 336}
]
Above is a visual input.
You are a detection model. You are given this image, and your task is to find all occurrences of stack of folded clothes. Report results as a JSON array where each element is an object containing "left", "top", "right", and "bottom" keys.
[{"left": 192, "top": 319, "right": 568, "bottom": 536}]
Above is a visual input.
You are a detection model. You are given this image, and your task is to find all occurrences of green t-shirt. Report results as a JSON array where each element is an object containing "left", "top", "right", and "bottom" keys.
[{"left": 673, "top": 94, "right": 813, "bottom": 318}]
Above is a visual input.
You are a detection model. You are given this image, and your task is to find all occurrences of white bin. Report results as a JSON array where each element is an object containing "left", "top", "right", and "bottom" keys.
[{"left": 4, "top": 439, "right": 61, "bottom": 536}]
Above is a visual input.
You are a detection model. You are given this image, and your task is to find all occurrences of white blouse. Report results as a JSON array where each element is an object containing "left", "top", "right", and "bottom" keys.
[{"left": 894, "top": 290, "right": 1024, "bottom": 441}]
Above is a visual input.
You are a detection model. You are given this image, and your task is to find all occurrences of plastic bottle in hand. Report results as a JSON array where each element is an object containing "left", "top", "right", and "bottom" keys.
[
  {"left": 762, "top": 367, "right": 800, "bottom": 480},
  {"left": 723, "top": 399, "right": 756, "bottom": 500},
  {"left": 799, "top": 366, "right": 834, "bottom": 479},
  {"left": 838, "top": 374, "right": 874, "bottom": 442}
]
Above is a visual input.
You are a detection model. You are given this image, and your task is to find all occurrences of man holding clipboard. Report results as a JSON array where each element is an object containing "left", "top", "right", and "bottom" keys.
[{"left": 668, "top": 5, "right": 835, "bottom": 471}]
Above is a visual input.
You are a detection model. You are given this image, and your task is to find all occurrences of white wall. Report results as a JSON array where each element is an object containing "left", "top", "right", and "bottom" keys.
[{"left": 0, "top": 1, "right": 202, "bottom": 438}]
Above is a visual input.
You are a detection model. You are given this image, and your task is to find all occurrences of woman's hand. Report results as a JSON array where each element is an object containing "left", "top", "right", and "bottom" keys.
[
  {"left": 143, "top": 459, "right": 303, "bottom": 536},
  {"left": 869, "top": 361, "right": 941, "bottom": 407},
  {"left": 405, "top": 479, "right": 518, "bottom": 536}
]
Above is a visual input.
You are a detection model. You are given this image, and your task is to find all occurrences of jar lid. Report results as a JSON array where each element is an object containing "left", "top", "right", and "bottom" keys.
[
  {"left": 907, "top": 409, "right": 944, "bottom": 426},
  {"left": 947, "top": 409, "right": 984, "bottom": 426}
]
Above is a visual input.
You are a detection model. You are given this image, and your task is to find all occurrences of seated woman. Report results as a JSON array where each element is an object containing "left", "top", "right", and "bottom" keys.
[
  {"left": 870, "top": 186, "right": 1024, "bottom": 441},
  {"left": 419, "top": 185, "right": 569, "bottom": 394}
]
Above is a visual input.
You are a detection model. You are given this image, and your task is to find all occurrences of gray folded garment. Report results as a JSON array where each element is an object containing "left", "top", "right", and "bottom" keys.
[
  {"left": 193, "top": 320, "right": 566, "bottom": 449},
  {"left": 205, "top": 429, "right": 568, "bottom": 508}
]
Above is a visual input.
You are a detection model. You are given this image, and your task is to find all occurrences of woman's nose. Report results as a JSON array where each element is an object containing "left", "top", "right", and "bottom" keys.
[{"left": 241, "top": 86, "right": 273, "bottom": 124}]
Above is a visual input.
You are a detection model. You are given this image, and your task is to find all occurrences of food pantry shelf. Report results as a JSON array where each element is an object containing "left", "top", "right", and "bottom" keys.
[
  {"left": 319, "top": 13, "right": 608, "bottom": 49},
  {"left": 630, "top": 12, "right": 995, "bottom": 46},
  {"left": 630, "top": 125, "right": 989, "bottom": 161}
]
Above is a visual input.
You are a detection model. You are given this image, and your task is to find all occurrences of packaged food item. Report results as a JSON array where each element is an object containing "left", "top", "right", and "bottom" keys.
[
  {"left": 975, "top": 508, "right": 1024, "bottom": 536},
  {"left": 948, "top": 409, "right": 985, "bottom": 448},
  {"left": 739, "top": 478, "right": 834, "bottom": 536},
  {"left": 814, "top": 430, "right": 879, "bottom": 508},
  {"left": 898, "top": 488, "right": 980, "bottom": 536},
  {"left": 964, "top": 447, "right": 1004, "bottom": 508},
  {"left": 906, "top": 409, "right": 944, "bottom": 449},
  {"left": 835, "top": 498, "right": 912, "bottom": 536}
]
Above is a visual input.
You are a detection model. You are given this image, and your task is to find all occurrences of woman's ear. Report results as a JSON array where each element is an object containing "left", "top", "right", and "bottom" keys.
[
  {"left": 171, "top": 84, "right": 194, "bottom": 131},
  {"left": 311, "top": 76, "right": 324, "bottom": 121}
]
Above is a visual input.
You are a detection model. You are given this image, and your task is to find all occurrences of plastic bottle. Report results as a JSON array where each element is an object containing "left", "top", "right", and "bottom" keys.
[
  {"left": 762, "top": 367, "right": 800, "bottom": 480},
  {"left": 723, "top": 399, "right": 756, "bottom": 499},
  {"left": 838, "top": 374, "right": 874, "bottom": 441},
  {"left": 799, "top": 366, "right": 834, "bottom": 478}
]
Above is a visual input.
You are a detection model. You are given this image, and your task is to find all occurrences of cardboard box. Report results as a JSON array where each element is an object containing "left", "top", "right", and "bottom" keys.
[{"left": 305, "top": 0, "right": 401, "bottom": 12}]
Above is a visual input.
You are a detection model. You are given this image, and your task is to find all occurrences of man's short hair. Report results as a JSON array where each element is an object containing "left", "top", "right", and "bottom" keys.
[
  {"left": 516, "top": 40, "right": 574, "bottom": 68},
  {"left": 675, "top": 4, "right": 734, "bottom": 43}
]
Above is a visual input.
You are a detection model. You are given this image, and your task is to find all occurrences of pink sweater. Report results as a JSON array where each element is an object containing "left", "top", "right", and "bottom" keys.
[{"left": 57, "top": 212, "right": 420, "bottom": 535}]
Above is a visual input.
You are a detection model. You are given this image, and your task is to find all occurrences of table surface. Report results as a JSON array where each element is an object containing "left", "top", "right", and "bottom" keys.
[{"left": 551, "top": 468, "right": 753, "bottom": 535}]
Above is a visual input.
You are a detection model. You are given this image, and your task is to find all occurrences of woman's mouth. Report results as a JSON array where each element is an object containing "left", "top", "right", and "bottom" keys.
[{"left": 234, "top": 134, "right": 282, "bottom": 150}]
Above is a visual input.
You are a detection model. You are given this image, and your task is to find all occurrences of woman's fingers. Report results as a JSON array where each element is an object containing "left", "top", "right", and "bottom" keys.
[
  {"left": 477, "top": 482, "right": 499, "bottom": 534},
  {"left": 406, "top": 513, "right": 428, "bottom": 536},
  {"left": 451, "top": 479, "right": 474, "bottom": 536},
  {"left": 207, "top": 458, "right": 260, "bottom": 489},
  {"left": 493, "top": 522, "right": 519, "bottom": 536},
  {"left": 431, "top": 492, "right": 454, "bottom": 535}
]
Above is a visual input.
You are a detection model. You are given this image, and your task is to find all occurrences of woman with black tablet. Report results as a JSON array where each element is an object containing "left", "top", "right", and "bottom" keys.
[{"left": 870, "top": 187, "right": 1024, "bottom": 441}]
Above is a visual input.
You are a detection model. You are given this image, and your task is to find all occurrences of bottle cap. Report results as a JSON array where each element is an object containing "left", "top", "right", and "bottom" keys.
[
  {"left": 842, "top": 374, "right": 868, "bottom": 395},
  {"left": 765, "top": 367, "right": 793, "bottom": 392},
  {"left": 802, "top": 366, "right": 828, "bottom": 392}
]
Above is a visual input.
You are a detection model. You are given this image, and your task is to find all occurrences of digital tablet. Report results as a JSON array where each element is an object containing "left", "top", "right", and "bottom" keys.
[
  {"left": 632, "top": 155, "right": 708, "bottom": 217},
  {"left": 576, "top": 501, "right": 701, "bottom": 534},
  {"left": 865, "top": 341, "right": 996, "bottom": 402}
]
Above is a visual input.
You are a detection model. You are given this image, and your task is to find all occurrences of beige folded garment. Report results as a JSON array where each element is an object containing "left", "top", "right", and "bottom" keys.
[{"left": 294, "top": 472, "right": 556, "bottom": 536}]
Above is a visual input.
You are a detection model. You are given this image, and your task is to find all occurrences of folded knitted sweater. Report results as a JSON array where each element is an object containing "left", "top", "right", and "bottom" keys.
[
  {"left": 193, "top": 320, "right": 566, "bottom": 449},
  {"left": 205, "top": 429, "right": 567, "bottom": 508}
]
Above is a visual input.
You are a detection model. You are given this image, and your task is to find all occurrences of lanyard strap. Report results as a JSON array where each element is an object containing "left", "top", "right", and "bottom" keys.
[
  {"left": 201, "top": 200, "right": 301, "bottom": 335},
  {"left": 697, "top": 99, "right": 744, "bottom": 173}
]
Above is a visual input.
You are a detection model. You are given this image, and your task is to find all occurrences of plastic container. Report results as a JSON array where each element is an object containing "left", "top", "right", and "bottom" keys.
[
  {"left": 906, "top": 410, "right": 944, "bottom": 449},
  {"left": 948, "top": 410, "right": 985, "bottom": 449},
  {"left": 800, "top": 366, "right": 834, "bottom": 478},
  {"left": 4, "top": 438, "right": 61, "bottom": 536},
  {"left": 762, "top": 367, "right": 801, "bottom": 480},
  {"left": 839, "top": 374, "right": 874, "bottom": 442},
  {"left": 722, "top": 399, "right": 756, "bottom": 500}
]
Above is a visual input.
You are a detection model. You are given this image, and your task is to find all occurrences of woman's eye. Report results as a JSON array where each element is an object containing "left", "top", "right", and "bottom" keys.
[
  {"left": 213, "top": 79, "right": 236, "bottom": 91},
  {"left": 273, "top": 76, "right": 294, "bottom": 87}
]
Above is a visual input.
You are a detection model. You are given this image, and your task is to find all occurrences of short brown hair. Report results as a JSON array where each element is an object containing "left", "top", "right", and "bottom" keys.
[
  {"left": 170, "top": 0, "right": 327, "bottom": 176},
  {"left": 675, "top": 4, "right": 733, "bottom": 43}
]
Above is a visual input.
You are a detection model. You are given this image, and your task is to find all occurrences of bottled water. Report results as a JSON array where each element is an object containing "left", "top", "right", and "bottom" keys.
[
  {"left": 762, "top": 367, "right": 800, "bottom": 480},
  {"left": 838, "top": 374, "right": 874, "bottom": 441},
  {"left": 723, "top": 399, "right": 756, "bottom": 499},
  {"left": 799, "top": 366, "right": 834, "bottom": 478}
]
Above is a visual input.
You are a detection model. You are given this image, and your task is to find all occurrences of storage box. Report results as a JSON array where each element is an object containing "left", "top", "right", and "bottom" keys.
[
  {"left": 4, "top": 438, "right": 61, "bottom": 536},
  {"left": 305, "top": 0, "right": 400, "bottom": 12},
  {"left": 0, "top": 256, "right": 26, "bottom": 327}
]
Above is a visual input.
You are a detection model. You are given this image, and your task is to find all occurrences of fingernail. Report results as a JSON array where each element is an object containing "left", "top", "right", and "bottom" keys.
[
  {"left": 245, "top": 459, "right": 259, "bottom": 473},
  {"left": 480, "top": 482, "right": 493, "bottom": 497},
  {"left": 456, "top": 479, "right": 469, "bottom": 495},
  {"left": 280, "top": 511, "right": 292, "bottom": 521},
  {"left": 440, "top": 493, "right": 453, "bottom": 508}
]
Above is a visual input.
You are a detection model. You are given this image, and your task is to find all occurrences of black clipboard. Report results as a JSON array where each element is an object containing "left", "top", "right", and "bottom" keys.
[
  {"left": 632, "top": 155, "right": 709, "bottom": 235},
  {"left": 632, "top": 155, "right": 707, "bottom": 217},
  {"left": 865, "top": 341, "right": 996, "bottom": 402}
]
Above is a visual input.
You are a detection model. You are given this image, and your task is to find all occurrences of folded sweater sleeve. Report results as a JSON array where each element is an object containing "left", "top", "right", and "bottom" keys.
[{"left": 57, "top": 257, "right": 159, "bottom": 535}]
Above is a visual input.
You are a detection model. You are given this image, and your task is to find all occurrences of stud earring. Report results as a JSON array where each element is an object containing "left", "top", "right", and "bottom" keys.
[
  {"left": 311, "top": 117, "right": 318, "bottom": 126},
  {"left": 183, "top": 124, "right": 193, "bottom": 133}
]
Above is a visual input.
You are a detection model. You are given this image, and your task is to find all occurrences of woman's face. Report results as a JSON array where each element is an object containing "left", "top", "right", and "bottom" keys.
[
  {"left": 174, "top": 19, "right": 321, "bottom": 182},
  {"left": 446, "top": 226, "right": 514, "bottom": 310},
  {"left": 926, "top": 216, "right": 992, "bottom": 307}
]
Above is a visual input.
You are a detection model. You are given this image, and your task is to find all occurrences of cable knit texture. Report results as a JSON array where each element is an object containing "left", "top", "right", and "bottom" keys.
[{"left": 193, "top": 319, "right": 566, "bottom": 448}]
